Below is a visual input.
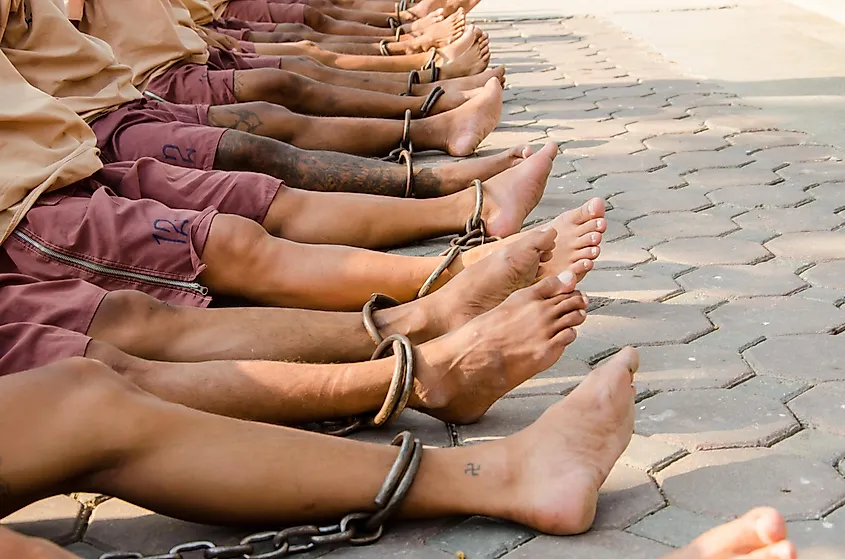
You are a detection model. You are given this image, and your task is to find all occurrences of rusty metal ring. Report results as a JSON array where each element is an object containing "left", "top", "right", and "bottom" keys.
[
  {"left": 397, "top": 149, "right": 415, "bottom": 197},
  {"left": 369, "top": 334, "right": 414, "bottom": 427},
  {"left": 421, "top": 48, "right": 437, "bottom": 71},
  {"left": 387, "top": 15, "right": 400, "bottom": 29},
  {"left": 470, "top": 178, "right": 484, "bottom": 230},
  {"left": 400, "top": 109, "right": 412, "bottom": 152},
  {"left": 417, "top": 245, "right": 461, "bottom": 298},
  {"left": 364, "top": 433, "right": 422, "bottom": 530},
  {"left": 406, "top": 69, "right": 420, "bottom": 95},
  {"left": 419, "top": 85, "right": 444, "bottom": 118},
  {"left": 362, "top": 293, "right": 402, "bottom": 345},
  {"left": 374, "top": 431, "right": 415, "bottom": 508},
  {"left": 379, "top": 38, "right": 391, "bottom": 56},
  {"left": 395, "top": 27, "right": 402, "bottom": 41},
  {"left": 430, "top": 63, "right": 440, "bottom": 83}
]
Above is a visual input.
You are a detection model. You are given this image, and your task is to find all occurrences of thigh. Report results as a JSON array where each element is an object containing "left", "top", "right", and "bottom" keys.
[
  {"left": 96, "top": 157, "right": 282, "bottom": 224},
  {"left": 0, "top": 322, "right": 93, "bottom": 377},
  {"left": 91, "top": 101, "right": 224, "bottom": 170},
  {"left": 3, "top": 185, "right": 214, "bottom": 307},
  {"left": 145, "top": 63, "right": 239, "bottom": 106},
  {"left": 207, "top": 47, "right": 281, "bottom": 70}
]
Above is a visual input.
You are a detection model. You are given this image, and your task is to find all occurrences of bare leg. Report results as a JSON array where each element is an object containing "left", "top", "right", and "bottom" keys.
[
  {"left": 0, "top": 345, "right": 637, "bottom": 533},
  {"left": 85, "top": 229, "right": 561, "bottom": 364},
  {"left": 207, "top": 129, "right": 524, "bottom": 197},
  {"left": 231, "top": 67, "right": 472, "bottom": 118},
  {"left": 208, "top": 76, "right": 502, "bottom": 158}
]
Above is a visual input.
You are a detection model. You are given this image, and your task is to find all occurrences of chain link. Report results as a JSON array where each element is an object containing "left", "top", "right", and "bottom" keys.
[{"left": 99, "top": 432, "right": 422, "bottom": 559}]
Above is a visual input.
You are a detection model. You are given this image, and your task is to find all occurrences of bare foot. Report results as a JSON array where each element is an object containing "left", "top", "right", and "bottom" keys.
[
  {"left": 413, "top": 8, "right": 465, "bottom": 47},
  {"left": 663, "top": 508, "right": 795, "bottom": 559},
  {"left": 420, "top": 66, "right": 506, "bottom": 95},
  {"left": 423, "top": 77, "right": 501, "bottom": 156},
  {"left": 427, "top": 82, "right": 485, "bottom": 116},
  {"left": 438, "top": 25, "right": 483, "bottom": 65},
  {"left": 499, "top": 346, "right": 639, "bottom": 534},
  {"left": 482, "top": 141, "right": 558, "bottom": 237},
  {"left": 400, "top": 8, "right": 444, "bottom": 34},
  {"left": 425, "top": 143, "right": 530, "bottom": 197},
  {"left": 464, "top": 197, "right": 607, "bottom": 282},
  {"left": 407, "top": 0, "right": 483, "bottom": 18},
  {"left": 412, "top": 272, "right": 588, "bottom": 423}
]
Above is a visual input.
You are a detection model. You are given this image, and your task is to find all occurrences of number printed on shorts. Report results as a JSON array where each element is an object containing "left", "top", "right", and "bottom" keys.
[
  {"left": 152, "top": 219, "right": 190, "bottom": 245},
  {"left": 162, "top": 144, "right": 197, "bottom": 164}
]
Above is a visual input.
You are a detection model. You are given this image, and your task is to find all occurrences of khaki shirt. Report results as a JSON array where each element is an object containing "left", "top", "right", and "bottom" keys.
[
  {"left": 78, "top": 0, "right": 209, "bottom": 90},
  {"left": 179, "top": 0, "right": 215, "bottom": 25},
  {"left": 0, "top": 0, "right": 140, "bottom": 122},
  {"left": 207, "top": 0, "right": 231, "bottom": 19},
  {"left": 0, "top": 49, "right": 102, "bottom": 245}
]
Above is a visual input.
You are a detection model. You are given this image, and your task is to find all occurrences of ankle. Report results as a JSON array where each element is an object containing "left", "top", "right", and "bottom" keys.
[{"left": 374, "top": 298, "right": 441, "bottom": 344}]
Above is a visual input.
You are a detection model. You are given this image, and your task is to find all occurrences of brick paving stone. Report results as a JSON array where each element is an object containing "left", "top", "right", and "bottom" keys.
[
  {"left": 350, "top": 410, "right": 452, "bottom": 447},
  {"left": 684, "top": 167, "right": 782, "bottom": 188},
  {"left": 765, "top": 231, "right": 845, "bottom": 262},
  {"left": 457, "top": 395, "right": 558, "bottom": 444},
  {"left": 612, "top": 105, "right": 689, "bottom": 122},
  {"left": 609, "top": 188, "right": 711, "bottom": 213},
  {"left": 728, "top": 130, "right": 809, "bottom": 150},
  {"left": 635, "top": 389, "right": 798, "bottom": 450},
  {"left": 677, "top": 261, "right": 807, "bottom": 299},
  {"left": 595, "top": 236, "right": 654, "bottom": 268},
  {"left": 546, "top": 119, "right": 633, "bottom": 142},
  {"left": 425, "top": 517, "right": 535, "bottom": 559},
  {"left": 623, "top": 344, "right": 752, "bottom": 392},
  {"left": 629, "top": 211, "right": 737, "bottom": 239},
  {"left": 772, "top": 430, "right": 845, "bottom": 466},
  {"left": 507, "top": 355, "right": 589, "bottom": 397},
  {"left": 620, "top": 434, "right": 687, "bottom": 474},
  {"left": 627, "top": 507, "right": 722, "bottom": 548},
  {"left": 583, "top": 84, "right": 657, "bottom": 100},
  {"left": 709, "top": 297, "right": 844, "bottom": 337},
  {"left": 506, "top": 529, "right": 672, "bottom": 558},
  {"left": 789, "top": 383, "right": 845, "bottom": 436},
  {"left": 593, "top": 168, "right": 688, "bottom": 191},
  {"left": 643, "top": 132, "right": 728, "bottom": 153},
  {"left": 668, "top": 92, "right": 737, "bottom": 108},
  {"left": 697, "top": 111, "right": 782, "bottom": 133},
  {"left": 578, "top": 269, "right": 680, "bottom": 302},
  {"left": 626, "top": 118, "right": 706, "bottom": 136},
  {"left": 734, "top": 203, "right": 845, "bottom": 234},
  {"left": 86, "top": 500, "right": 243, "bottom": 554},
  {"left": 656, "top": 449, "right": 845, "bottom": 520},
  {"left": 777, "top": 161, "right": 845, "bottom": 184},
  {"left": 788, "top": 518, "right": 845, "bottom": 559},
  {"left": 744, "top": 335, "right": 845, "bottom": 383},
  {"left": 602, "top": 218, "right": 629, "bottom": 242},
  {"left": 65, "top": 542, "right": 105, "bottom": 559},
  {"left": 651, "top": 237, "right": 770, "bottom": 266},
  {"left": 590, "top": 465, "right": 665, "bottom": 530},
  {"left": 803, "top": 261, "right": 845, "bottom": 288},
  {"left": 572, "top": 152, "right": 667, "bottom": 180},
  {"left": 562, "top": 136, "right": 648, "bottom": 158},
  {"left": 595, "top": 95, "right": 667, "bottom": 112},
  {"left": 663, "top": 146, "right": 756, "bottom": 173},
  {"left": 2, "top": 496, "right": 82, "bottom": 541},
  {"left": 525, "top": 98, "right": 598, "bottom": 115},
  {"left": 730, "top": 375, "right": 810, "bottom": 404},
  {"left": 707, "top": 183, "right": 813, "bottom": 208},
  {"left": 577, "top": 302, "right": 712, "bottom": 346},
  {"left": 809, "top": 182, "right": 845, "bottom": 210},
  {"left": 751, "top": 145, "right": 842, "bottom": 166}
]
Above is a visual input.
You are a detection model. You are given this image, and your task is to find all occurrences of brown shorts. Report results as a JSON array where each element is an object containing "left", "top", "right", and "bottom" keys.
[
  {"left": 2, "top": 158, "right": 281, "bottom": 307},
  {"left": 91, "top": 99, "right": 223, "bottom": 171},
  {"left": 238, "top": 40, "right": 256, "bottom": 52},
  {"left": 0, "top": 271, "right": 107, "bottom": 375},
  {"left": 208, "top": 18, "right": 278, "bottom": 33},
  {"left": 0, "top": 322, "right": 93, "bottom": 376},
  {"left": 145, "top": 47, "right": 281, "bottom": 106},
  {"left": 223, "top": 0, "right": 306, "bottom": 23}
]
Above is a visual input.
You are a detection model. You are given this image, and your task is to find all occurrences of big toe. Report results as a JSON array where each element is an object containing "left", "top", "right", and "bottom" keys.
[
  {"left": 568, "top": 197, "right": 607, "bottom": 226},
  {"left": 693, "top": 508, "right": 788, "bottom": 557}
]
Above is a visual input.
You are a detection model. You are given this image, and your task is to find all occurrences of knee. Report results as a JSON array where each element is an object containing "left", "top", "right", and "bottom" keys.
[
  {"left": 280, "top": 54, "right": 319, "bottom": 71},
  {"left": 89, "top": 290, "right": 177, "bottom": 351},
  {"left": 0, "top": 528, "right": 70, "bottom": 559},
  {"left": 205, "top": 214, "right": 276, "bottom": 276},
  {"left": 302, "top": 5, "right": 326, "bottom": 27},
  {"left": 47, "top": 357, "right": 144, "bottom": 417}
]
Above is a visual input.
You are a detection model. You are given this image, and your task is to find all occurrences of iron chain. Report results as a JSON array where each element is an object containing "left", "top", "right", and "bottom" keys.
[{"left": 99, "top": 433, "right": 422, "bottom": 559}]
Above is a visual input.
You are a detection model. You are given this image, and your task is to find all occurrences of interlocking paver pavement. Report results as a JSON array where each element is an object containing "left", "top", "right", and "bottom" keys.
[{"left": 6, "top": 14, "right": 845, "bottom": 559}]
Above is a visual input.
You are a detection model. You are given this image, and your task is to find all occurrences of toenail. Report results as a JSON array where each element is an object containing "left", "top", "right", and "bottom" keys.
[
  {"left": 579, "top": 309, "right": 587, "bottom": 317},
  {"left": 591, "top": 247, "right": 599, "bottom": 257},
  {"left": 583, "top": 296, "right": 590, "bottom": 305},
  {"left": 558, "top": 270, "right": 574, "bottom": 285}
]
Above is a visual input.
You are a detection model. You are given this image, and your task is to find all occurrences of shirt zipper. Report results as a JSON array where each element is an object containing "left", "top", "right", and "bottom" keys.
[{"left": 12, "top": 230, "right": 210, "bottom": 296}]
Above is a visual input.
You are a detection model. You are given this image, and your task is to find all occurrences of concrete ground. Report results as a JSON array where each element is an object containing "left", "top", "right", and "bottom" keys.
[{"left": 4, "top": 2, "right": 845, "bottom": 559}]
